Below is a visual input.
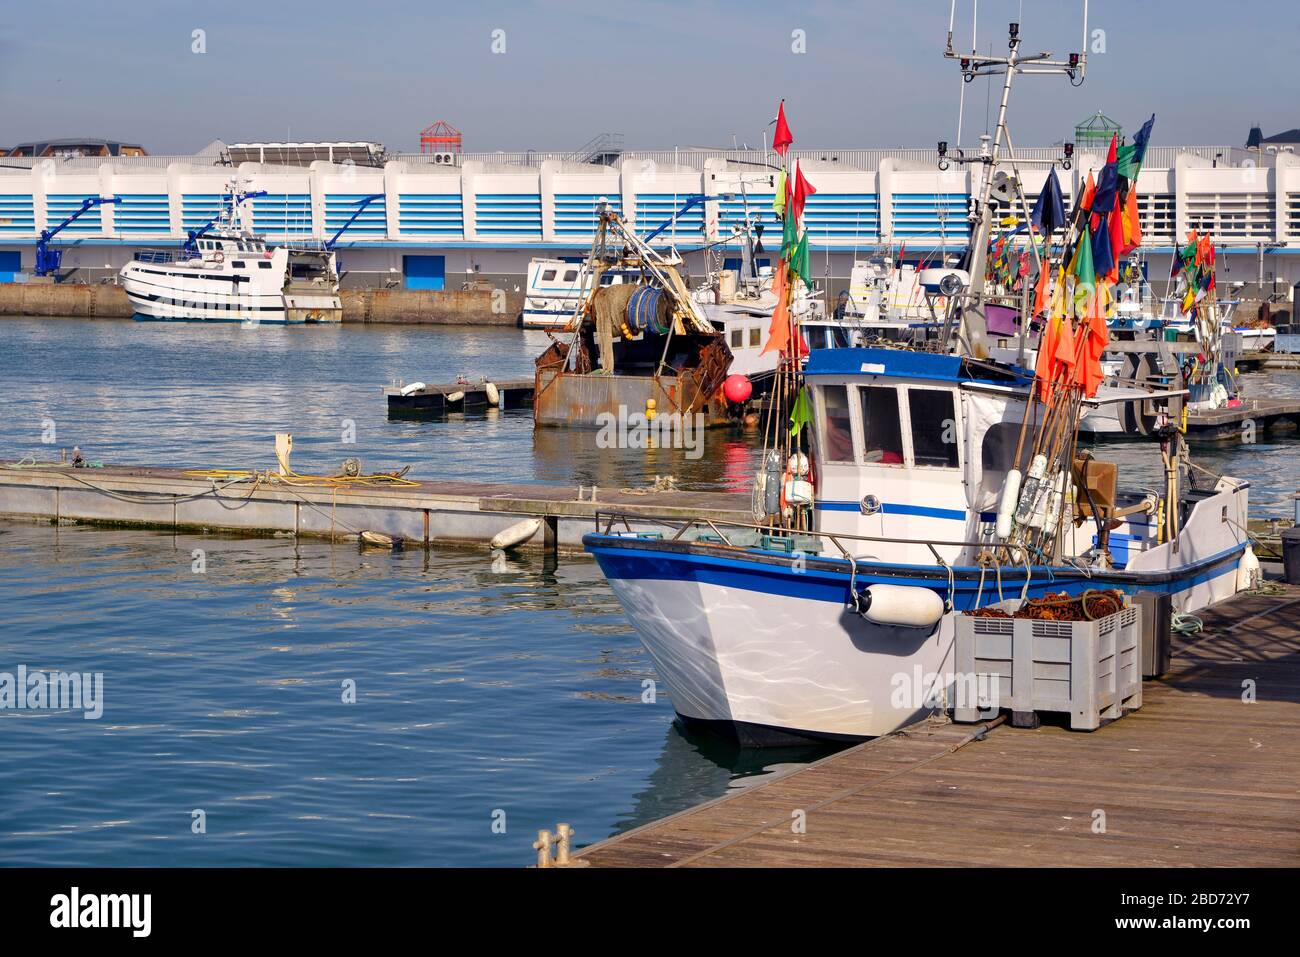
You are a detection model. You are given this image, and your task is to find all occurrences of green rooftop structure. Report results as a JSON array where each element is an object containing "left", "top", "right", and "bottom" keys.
[{"left": 1075, "top": 111, "right": 1122, "bottom": 149}]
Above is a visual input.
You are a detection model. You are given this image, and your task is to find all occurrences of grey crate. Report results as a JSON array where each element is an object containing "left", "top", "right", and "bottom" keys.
[{"left": 952, "top": 604, "right": 1143, "bottom": 730}]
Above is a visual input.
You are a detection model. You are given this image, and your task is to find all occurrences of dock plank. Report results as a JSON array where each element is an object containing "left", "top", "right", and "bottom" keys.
[{"left": 574, "top": 586, "right": 1300, "bottom": 868}]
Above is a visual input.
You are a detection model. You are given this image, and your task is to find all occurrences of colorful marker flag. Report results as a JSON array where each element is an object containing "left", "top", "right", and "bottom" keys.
[
  {"left": 791, "top": 161, "right": 817, "bottom": 222},
  {"left": 790, "top": 232, "right": 812, "bottom": 291},
  {"left": 760, "top": 258, "right": 791, "bottom": 355},
  {"left": 1030, "top": 168, "right": 1067, "bottom": 235},
  {"left": 789, "top": 388, "right": 811, "bottom": 436},
  {"left": 773, "top": 170, "right": 787, "bottom": 215},
  {"left": 773, "top": 100, "right": 793, "bottom": 157}
]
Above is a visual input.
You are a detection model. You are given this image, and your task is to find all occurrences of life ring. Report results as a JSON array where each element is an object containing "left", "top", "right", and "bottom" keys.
[{"left": 213, "top": 251, "right": 225, "bottom": 264}]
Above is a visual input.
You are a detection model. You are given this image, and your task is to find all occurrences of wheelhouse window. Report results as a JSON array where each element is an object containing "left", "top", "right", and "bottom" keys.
[
  {"left": 730, "top": 327, "right": 743, "bottom": 348},
  {"left": 562, "top": 269, "right": 579, "bottom": 282},
  {"left": 820, "top": 385, "right": 853, "bottom": 462},
  {"left": 541, "top": 269, "right": 557, "bottom": 281},
  {"left": 908, "top": 389, "right": 959, "bottom": 468},
  {"left": 980, "top": 421, "right": 1020, "bottom": 477},
  {"left": 858, "top": 386, "right": 904, "bottom": 464},
  {"left": 748, "top": 327, "right": 762, "bottom": 347}
]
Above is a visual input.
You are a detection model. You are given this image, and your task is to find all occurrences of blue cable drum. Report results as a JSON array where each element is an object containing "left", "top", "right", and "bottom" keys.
[{"left": 626, "top": 286, "right": 669, "bottom": 335}]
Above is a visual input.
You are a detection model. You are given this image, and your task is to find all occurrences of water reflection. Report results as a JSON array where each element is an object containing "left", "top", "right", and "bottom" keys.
[{"left": 609, "top": 720, "right": 846, "bottom": 836}]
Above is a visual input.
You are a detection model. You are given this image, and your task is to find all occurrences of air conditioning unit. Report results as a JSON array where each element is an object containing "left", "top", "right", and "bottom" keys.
[{"left": 431, "top": 152, "right": 456, "bottom": 166}]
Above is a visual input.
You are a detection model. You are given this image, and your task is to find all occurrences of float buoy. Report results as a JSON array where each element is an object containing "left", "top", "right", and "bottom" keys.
[
  {"left": 446, "top": 390, "right": 465, "bottom": 403},
  {"left": 723, "top": 374, "right": 753, "bottom": 404},
  {"left": 485, "top": 381, "right": 500, "bottom": 406},
  {"left": 490, "top": 517, "right": 542, "bottom": 550},
  {"left": 400, "top": 382, "right": 426, "bottom": 396}
]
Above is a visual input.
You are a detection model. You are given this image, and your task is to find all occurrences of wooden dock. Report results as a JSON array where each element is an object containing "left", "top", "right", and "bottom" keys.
[
  {"left": 0, "top": 462, "right": 748, "bottom": 553},
  {"left": 1186, "top": 397, "right": 1300, "bottom": 440},
  {"left": 574, "top": 586, "right": 1300, "bottom": 867},
  {"left": 386, "top": 378, "right": 534, "bottom": 418}
]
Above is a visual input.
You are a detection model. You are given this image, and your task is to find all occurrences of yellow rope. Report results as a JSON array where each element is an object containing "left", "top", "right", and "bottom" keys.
[{"left": 181, "top": 466, "right": 419, "bottom": 489}]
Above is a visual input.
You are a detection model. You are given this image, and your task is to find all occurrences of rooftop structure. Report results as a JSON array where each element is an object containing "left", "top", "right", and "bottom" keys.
[
  {"left": 2, "top": 138, "right": 146, "bottom": 158},
  {"left": 224, "top": 142, "right": 387, "bottom": 167}
]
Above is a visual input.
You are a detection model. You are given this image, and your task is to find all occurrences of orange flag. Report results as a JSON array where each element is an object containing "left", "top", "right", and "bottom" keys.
[
  {"left": 1082, "top": 281, "right": 1110, "bottom": 397},
  {"left": 1120, "top": 188, "right": 1142, "bottom": 254},
  {"left": 1035, "top": 315, "right": 1060, "bottom": 404},
  {"left": 1032, "top": 261, "right": 1051, "bottom": 317},
  {"left": 760, "top": 260, "right": 791, "bottom": 355}
]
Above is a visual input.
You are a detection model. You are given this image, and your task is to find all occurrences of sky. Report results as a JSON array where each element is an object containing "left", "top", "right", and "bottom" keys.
[{"left": 1, "top": 0, "right": 1297, "bottom": 154}]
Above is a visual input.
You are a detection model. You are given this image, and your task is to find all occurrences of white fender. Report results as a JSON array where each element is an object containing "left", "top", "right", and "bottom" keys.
[
  {"left": 400, "top": 381, "right": 426, "bottom": 396},
  {"left": 996, "top": 468, "right": 1022, "bottom": 539},
  {"left": 485, "top": 381, "right": 500, "bottom": 406},
  {"left": 446, "top": 390, "right": 465, "bottom": 403},
  {"left": 1236, "top": 545, "right": 1261, "bottom": 592},
  {"left": 490, "top": 517, "right": 541, "bottom": 550},
  {"left": 858, "top": 584, "right": 945, "bottom": 628}
]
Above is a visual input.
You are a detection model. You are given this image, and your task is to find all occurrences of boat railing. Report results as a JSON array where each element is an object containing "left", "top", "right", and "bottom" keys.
[
  {"left": 591, "top": 509, "right": 1032, "bottom": 570},
  {"left": 133, "top": 248, "right": 198, "bottom": 265}
]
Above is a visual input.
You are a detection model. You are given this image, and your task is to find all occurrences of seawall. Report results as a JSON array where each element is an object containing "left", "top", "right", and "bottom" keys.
[{"left": 0, "top": 282, "right": 522, "bottom": 325}]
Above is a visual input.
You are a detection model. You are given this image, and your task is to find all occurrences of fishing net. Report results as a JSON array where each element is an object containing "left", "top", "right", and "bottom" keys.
[
  {"left": 590, "top": 284, "right": 638, "bottom": 372},
  {"left": 966, "top": 589, "right": 1126, "bottom": 621}
]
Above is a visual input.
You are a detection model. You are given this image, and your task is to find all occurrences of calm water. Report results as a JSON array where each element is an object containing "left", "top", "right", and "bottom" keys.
[
  {"left": 0, "top": 317, "right": 809, "bottom": 867},
  {"left": 0, "top": 316, "right": 1296, "bottom": 866}
]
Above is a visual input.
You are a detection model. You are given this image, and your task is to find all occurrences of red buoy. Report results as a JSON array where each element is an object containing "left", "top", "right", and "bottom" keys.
[{"left": 723, "top": 374, "right": 753, "bottom": 404}]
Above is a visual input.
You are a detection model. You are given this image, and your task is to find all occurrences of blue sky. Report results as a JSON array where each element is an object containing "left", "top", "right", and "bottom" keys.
[{"left": 1, "top": 0, "right": 1296, "bottom": 153}]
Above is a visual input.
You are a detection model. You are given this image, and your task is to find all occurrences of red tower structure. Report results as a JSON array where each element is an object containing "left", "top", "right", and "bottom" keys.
[{"left": 419, "top": 121, "right": 463, "bottom": 154}]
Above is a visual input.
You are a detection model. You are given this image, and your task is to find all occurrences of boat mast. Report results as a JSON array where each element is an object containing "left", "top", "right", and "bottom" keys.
[{"left": 941, "top": 5, "right": 1089, "bottom": 358}]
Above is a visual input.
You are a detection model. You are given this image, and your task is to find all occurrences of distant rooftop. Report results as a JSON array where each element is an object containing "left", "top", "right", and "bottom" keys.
[
  {"left": 1246, "top": 125, "right": 1300, "bottom": 149},
  {"left": 225, "top": 142, "right": 386, "bottom": 167},
  {"left": 1, "top": 137, "right": 146, "bottom": 158}
]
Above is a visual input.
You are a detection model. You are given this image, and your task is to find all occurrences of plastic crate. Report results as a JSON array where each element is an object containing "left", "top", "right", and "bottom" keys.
[{"left": 953, "top": 604, "right": 1143, "bottom": 730}]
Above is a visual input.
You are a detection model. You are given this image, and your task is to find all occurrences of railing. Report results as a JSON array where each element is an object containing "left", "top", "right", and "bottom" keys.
[
  {"left": 591, "top": 510, "right": 1032, "bottom": 570},
  {"left": 1, "top": 145, "right": 1250, "bottom": 174},
  {"left": 133, "top": 248, "right": 193, "bottom": 264}
]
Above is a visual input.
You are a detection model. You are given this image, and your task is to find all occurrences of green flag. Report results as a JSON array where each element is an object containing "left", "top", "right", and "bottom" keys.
[
  {"left": 789, "top": 387, "right": 811, "bottom": 436},
  {"left": 790, "top": 232, "right": 812, "bottom": 291},
  {"left": 773, "top": 170, "right": 787, "bottom": 215},
  {"left": 1072, "top": 224, "right": 1095, "bottom": 287},
  {"left": 781, "top": 208, "right": 798, "bottom": 258},
  {"left": 1116, "top": 143, "right": 1139, "bottom": 181}
]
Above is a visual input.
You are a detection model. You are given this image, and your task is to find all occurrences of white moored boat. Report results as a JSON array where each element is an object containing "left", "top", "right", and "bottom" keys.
[
  {"left": 582, "top": 15, "right": 1255, "bottom": 746},
  {"left": 120, "top": 186, "right": 341, "bottom": 324}
]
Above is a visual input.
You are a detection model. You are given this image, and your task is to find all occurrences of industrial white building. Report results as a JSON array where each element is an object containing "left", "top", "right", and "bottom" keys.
[{"left": 3, "top": 145, "right": 1299, "bottom": 304}]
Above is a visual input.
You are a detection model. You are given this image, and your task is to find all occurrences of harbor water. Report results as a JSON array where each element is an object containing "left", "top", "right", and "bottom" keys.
[{"left": 1, "top": 316, "right": 1296, "bottom": 866}]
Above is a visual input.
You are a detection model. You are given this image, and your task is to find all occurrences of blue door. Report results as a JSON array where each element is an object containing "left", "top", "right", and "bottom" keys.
[
  {"left": 0, "top": 251, "right": 20, "bottom": 283},
  {"left": 403, "top": 255, "right": 445, "bottom": 290}
]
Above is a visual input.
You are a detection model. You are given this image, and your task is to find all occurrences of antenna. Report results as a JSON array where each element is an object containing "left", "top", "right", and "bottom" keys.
[{"left": 940, "top": 3, "right": 1088, "bottom": 359}]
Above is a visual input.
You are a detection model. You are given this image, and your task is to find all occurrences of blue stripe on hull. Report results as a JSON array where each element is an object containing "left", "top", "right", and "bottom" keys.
[{"left": 586, "top": 539, "right": 1245, "bottom": 609}]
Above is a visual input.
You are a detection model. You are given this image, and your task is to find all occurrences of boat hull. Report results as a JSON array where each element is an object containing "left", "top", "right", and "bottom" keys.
[{"left": 586, "top": 529, "right": 1246, "bottom": 742}]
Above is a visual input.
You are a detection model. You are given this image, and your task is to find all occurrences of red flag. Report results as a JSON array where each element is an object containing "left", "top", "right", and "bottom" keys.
[
  {"left": 773, "top": 100, "right": 793, "bottom": 157},
  {"left": 1107, "top": 199, "right": 1124, "bottom": 282},
  {"left": 791, "top": 161, "right": 817, "bottom": 221}
]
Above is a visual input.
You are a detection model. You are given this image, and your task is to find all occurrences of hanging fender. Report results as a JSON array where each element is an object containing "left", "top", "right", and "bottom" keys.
[{"left": 853, "top": 584, "right": 946, "bottom": 629}]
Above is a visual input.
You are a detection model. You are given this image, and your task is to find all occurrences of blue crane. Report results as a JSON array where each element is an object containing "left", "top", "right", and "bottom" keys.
[
  {"left": 325, "top": 194, "right": 385, "bottom": 250},
  {"left": 35, "top": 196, "right": 122, "bottom": 278},
  {"left": 181, "top": 190, "right": 267, "bottom": 256}
]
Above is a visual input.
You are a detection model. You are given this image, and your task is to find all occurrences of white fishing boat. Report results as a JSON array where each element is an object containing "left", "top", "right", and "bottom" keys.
[
  {"left": 582, "top": 14, "right": 1254, "bottom": 745},
  {"left": 120, "top": 186, "right": 341, "bottom": 323}
]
